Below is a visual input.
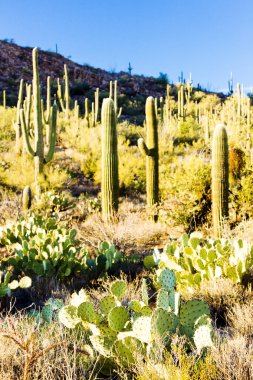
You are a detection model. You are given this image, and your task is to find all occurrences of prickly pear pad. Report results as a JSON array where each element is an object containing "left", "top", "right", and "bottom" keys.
[
  {"left": 108, "top": 306, "right": 129, "bottom": 332},
  {"left": 78, "top": 302, "right": 97, "bottom": 323},
  {"left": 157, "top": 268, "right": 176, "bottom": 290},
  {"left": 179, "top": 299, "right": 210, "bottom": 327},
  {"left": 193, "top": 324, "right": 213, "bottom": 354},
  {"left": 151, "top": 308, "right": 178, "bottom": 338},
  {"left": 100, "top": 295, "right": 117, "bottom": 315},
  {"left": 110, "top": 280, "right": 127, "bottom": 300}
]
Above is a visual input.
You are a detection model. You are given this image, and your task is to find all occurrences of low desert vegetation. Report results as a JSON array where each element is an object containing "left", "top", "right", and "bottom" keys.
[{"left": 0, "top": 47, "right": 253, "bottom": 379}]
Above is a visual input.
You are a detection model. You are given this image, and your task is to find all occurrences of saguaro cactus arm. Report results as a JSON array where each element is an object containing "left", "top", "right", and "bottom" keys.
[
  {"left": 138, "top": 138, "right": 150, "bottom": 156},
  {"left": 45, "top": 104, "right": 57, "bottom": 163},
  {"left": 20, "top": 109, "right": 35, "bottom": 157},
  {"left": 57, "top": 79, "right": 65, "bottom": 112}
]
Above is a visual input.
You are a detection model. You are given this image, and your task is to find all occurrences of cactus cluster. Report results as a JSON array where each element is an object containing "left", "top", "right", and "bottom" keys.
[
  {"left": 59, "top": 271, "right": 213, "bottom": 367},
  {"left": 144, "top": 233, "right": 253, "bottom": 289},
  {"left": 0, "top": 271, "right": 31, "bottom": 298},
  {"left": 0, "top": 213, "right": 122, "bottom": 279}
]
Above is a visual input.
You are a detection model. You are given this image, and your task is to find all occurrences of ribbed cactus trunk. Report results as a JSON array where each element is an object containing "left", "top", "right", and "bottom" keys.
[
  {"left": 20, "top": 48, "right": 57, "bottom": 197},
  {"left": 101, "top": 98, "right": 119, "bottom": 222},
  {"left": 33, "top": 48, "right": 44, "bottom": 178},
  {"left": 138, "top": 96, "right": 159, "bottom": 221},
  {"left": 212, "top": 124, "right": 229, "bottom": 238},
  {"left": 15, "top": 79, "right": 24, "bottom": 154},
  {"left": 22, "top": 185, "right": 32, "bottom": 211}
]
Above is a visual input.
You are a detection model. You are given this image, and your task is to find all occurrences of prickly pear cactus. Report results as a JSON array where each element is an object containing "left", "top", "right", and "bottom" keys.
[
  {"left": 141, "top": 278, "right": 149, "bottom": 306},
  {"left": 157, "top": 268, "right": 176, "bottom": 290},
  {"left": 193, "top": 324, "right": 213, "bottom": 354},
  {"left": 100, "top": 295, "right": 117, "bottom": 315},
  {"left": 156, "top": 288, "right": 170, "bottom": 310},
  {"left": 132, "top": 316, "right": 152, "bottom": 343},
  {"left": 78, "top": 301, "right": 98, "bottom": 323},
  {"left": 110, "top": 280, "right": 127, "bottom": 300},
  {"left": 108, "top": 306, "right": 129, "bottom": 332},
  {"left": 59, "top": 305, "right": 80, "bottom": 329},
  {"left": 151, "top": 308, "right": 179, "bottom": 338},
  {"left": 179, "top": 299, "right": 211, "bottom": 341}
]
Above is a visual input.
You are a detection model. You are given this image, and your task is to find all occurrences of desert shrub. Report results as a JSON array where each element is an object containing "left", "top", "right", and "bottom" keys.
[{"left": 160, "top": 154, "right": 211, "bottom": 232}]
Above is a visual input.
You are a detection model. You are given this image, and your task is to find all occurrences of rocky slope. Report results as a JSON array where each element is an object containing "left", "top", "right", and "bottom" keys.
[{"left": 0, "top": 40, "right": 167, "bottom": 104}]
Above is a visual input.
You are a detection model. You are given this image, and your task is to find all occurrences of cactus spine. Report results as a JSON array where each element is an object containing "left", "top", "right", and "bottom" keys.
[
  {"left": 138, "top": 96, "right": 159, "bottom": 221},
  {"left": 212, "top": 124, "right": 229, "bottom": 238},
  {"left": 101, "top": 98, "right": 119, "bottom": 222},
  {"left": 20, "top": 48, "right": 57, "bottom": 194}
]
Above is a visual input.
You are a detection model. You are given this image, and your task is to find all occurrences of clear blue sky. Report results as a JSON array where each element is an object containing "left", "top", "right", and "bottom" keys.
[{"left": 0, "top": 0, "right": 252, "bottom": 93}]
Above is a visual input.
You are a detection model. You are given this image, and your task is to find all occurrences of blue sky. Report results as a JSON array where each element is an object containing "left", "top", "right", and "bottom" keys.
[{"left": 0, "top": 0, "right": 252, "bottom": 93}]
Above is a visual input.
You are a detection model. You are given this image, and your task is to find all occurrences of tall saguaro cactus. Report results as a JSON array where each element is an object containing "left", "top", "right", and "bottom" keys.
[
  {"left": 20, "top": 48, "right": 57, "bottom": 193},
  {"left": 57, "top": 64, "right": 70, "bottom": 119},
  {"left": 13, "top": 79, "right": 24, "bottom": 154},
  {"left": 101, "top": 98, "right": 119, "bottom": 222},
  {"left": 212, "top": 123, "right": 229, "bottom": 238},
  {"left": 138, "top": 96, "right": 159, "bottom": 221}
]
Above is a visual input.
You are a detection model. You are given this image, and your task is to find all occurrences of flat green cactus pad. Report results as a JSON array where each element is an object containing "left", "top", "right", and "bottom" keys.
[
  {"left": 100, "top": 295, "right": 117, "bottom": 315},
  {"left": 113, "top": 340, "right": 135, "bottom": 365},
  {"left": 143, "top": 255, "right": 156, "bottom": 269},
  {"left": 141, "top": 278, "right": 149, "bottom": 306},
  {"left": 90, "top": 335, "right": 112, "bottom": 357},
  {"left": 132, "top": 316, "right": 152, "bottom": 343},
  {"left": 140, "top": 306, "right": 152, "bottom": 316},
  {"left": 157, "top": 268, "right": 176, "bottom": 290},
  {"left": 78, "top": 301, "right": 97, "bottom": 323},
  {"left": 156, "top": 288, "right": 170, "bottom": 310},
  {"left": 110, "top": 280, "right": 127, "bottom": 300},
  {"left": 151, "top": 308, "right": 178, "bottom": 338},
  {"left": 42, "top": 304, "right": 53, "bottom": 323},
  {"left": 19, "top": 276, "right": 32, "bottom": 288},
  {"left": 129, "top": 300, "right": 142, "bottom": 313},
  {"left": 108, "top": 306, "right": 129, "bottom": 332},
  {"left": 59, "top": 305, "right": 80, "bottom": 328},
  {"left": 179, "top": 300, "right": 210, "bottom": 328}
]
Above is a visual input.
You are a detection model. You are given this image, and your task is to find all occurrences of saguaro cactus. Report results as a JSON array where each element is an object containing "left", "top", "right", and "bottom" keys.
[
  {"left": 101, "top": 98, "right": 119, "bottom": 222},
  {"left": 3, "top": 90, "right": 6, "bottom": 109},
  {"left": 57, "top": 64, "right": 70, "bottom": 119},
  {"left": 22, "top": 185, "right": 32, "bottom": 211},
  {"left": 13, "top": 79, "right": 24, "bottom": 154},
  {"left": 212, "top": 123, "right": 229, "bottom": 238},
  {"left": 138, "top": 96, "right": 159, "bottom": 221},
  {"left": 20, "top": 48, "right": 57, "bottom": 193}
]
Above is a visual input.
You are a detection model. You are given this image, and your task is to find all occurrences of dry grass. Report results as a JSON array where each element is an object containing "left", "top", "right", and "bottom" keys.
[
  {"left": 0, "top": 312, "right": 95, "bottom": 380},
  {"left": 79, "top": 199, "right": 170, "bottom": 254},
  {"left": 226, "top": 301, "right": 253, "bottom": 337},
  {"left": 211, "top": 335, "right": 253, "bottom": 380}
]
